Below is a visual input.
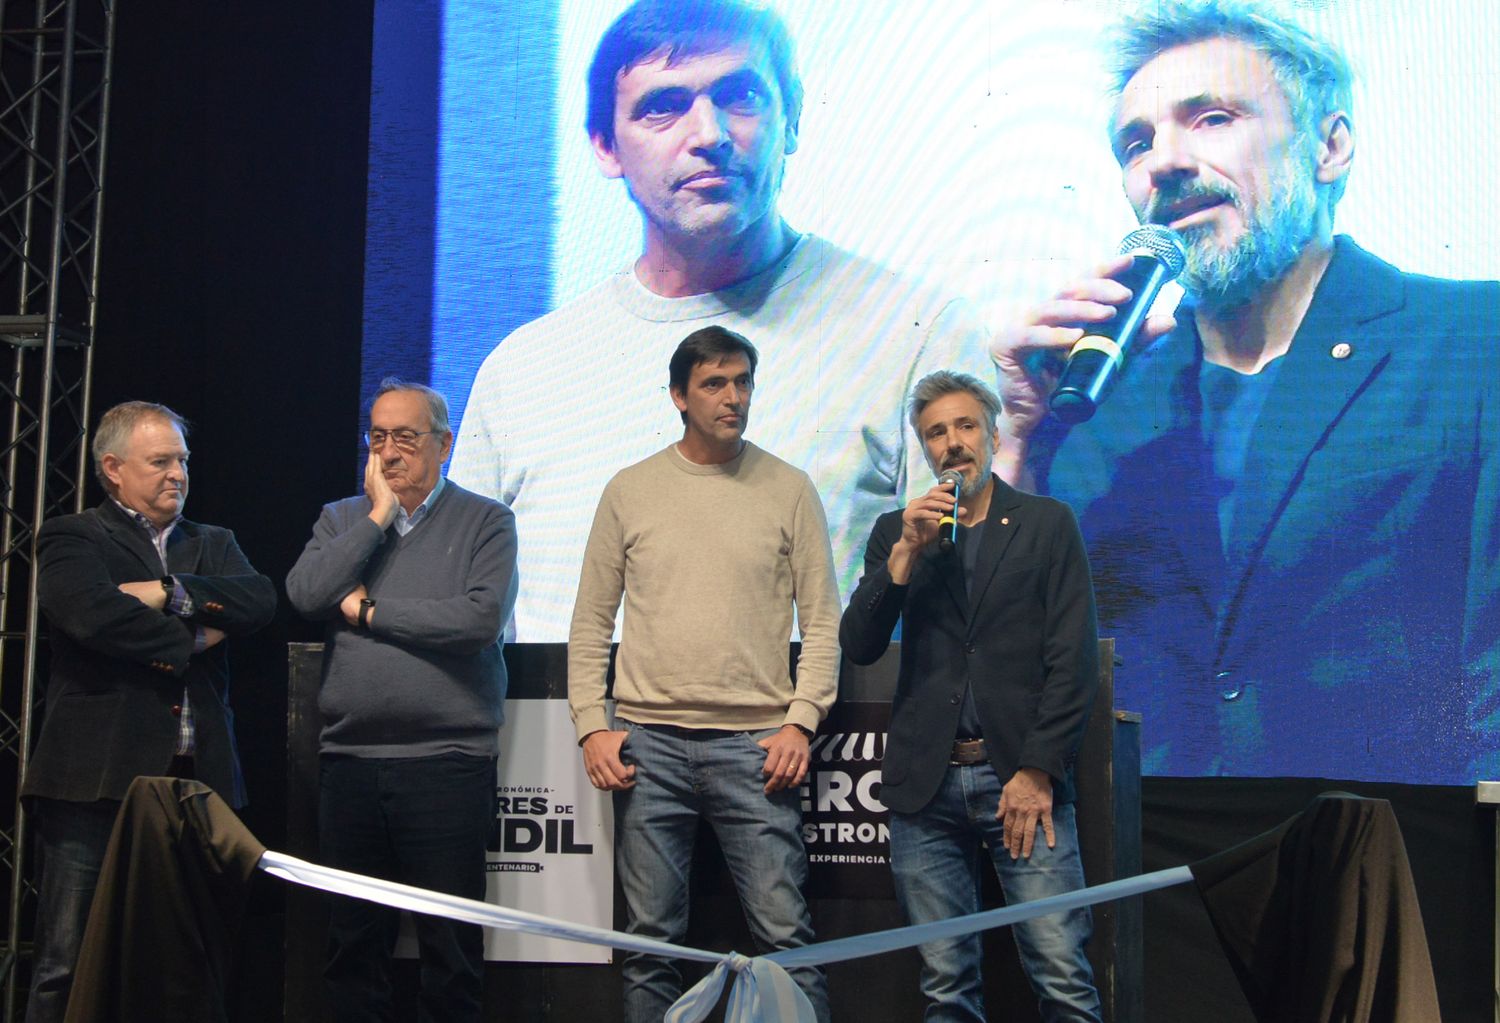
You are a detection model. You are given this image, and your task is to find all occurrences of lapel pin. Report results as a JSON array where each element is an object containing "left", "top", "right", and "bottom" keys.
[
  {"left": 1330, "top": 342, "right": 1353, "bottom": 360},
  {"left": 1001, "top": 517, "right": 1010, "bottom": 526}
]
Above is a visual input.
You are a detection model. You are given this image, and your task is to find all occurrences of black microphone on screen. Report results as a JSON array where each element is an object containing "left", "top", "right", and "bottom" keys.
[
  {"left": 936, "top": 469, "right": 963, "bottom": 553},
  {"left": 1049, "top": 224, "right": 1188, "bottom": 425}
]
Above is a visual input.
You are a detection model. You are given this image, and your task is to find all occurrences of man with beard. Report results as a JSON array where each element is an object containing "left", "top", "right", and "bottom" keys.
[
  {"left": 841, "top": 371, "right": 1101, "bottom": 1022},
  {"left": 989, "top": 0, "right": 1498, "bottom": 784},
  {"left": 449, "top": 0, "right": 991, "bottom": 641}
]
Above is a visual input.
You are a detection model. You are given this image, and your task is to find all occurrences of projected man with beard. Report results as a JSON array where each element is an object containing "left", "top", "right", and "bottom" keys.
[
  {"left": 449, "top": 0, "right": 991, "bottom": 641},
  {"left": 990, "top": 0, "right": 1499, "bottom": 785}
]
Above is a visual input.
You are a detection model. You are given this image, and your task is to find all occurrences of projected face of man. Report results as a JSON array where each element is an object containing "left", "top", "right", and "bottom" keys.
[
  {"left": 593, "top": 40, "right": 797, "bottom": 256},
  {"left": 1112, "top": 37, "right": 1321, "bottom": 308}
]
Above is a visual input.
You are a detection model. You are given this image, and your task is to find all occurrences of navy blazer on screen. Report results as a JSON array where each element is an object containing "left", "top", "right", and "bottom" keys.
[
  {"left": 22, "top": 500, "right": 276, "bottom": 808},
  {"left": 840, "top": 475, "right": 1100, "bottom": 815},
  {"left": 1038, "top": 237, "right": 1500, "bottom": 784}
]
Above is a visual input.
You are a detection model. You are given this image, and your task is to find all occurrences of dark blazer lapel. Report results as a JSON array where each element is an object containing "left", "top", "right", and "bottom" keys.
[
  {"left": 98, "top": 500, "right": 170, "bottom": 576},
  {"left": 1223, "top": 238, "right": 1402, "bottom": 589},
  {"left": 165, "top": 520, "right": 202, "bottom": 574},
  {"left": 964, "top": 475, "right": 1024, "bottom": 622}
]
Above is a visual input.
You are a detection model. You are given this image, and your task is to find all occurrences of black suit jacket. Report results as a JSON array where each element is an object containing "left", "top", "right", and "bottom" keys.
[
  {"left": 840, "top": 475, "right": 1099, "bottom": 814},
  {"left": 22, "top": 501, "right": 276, "bottom": 808}
]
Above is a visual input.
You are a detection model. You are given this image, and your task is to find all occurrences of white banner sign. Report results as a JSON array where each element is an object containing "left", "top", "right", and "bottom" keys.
[{"left": 398, "top": 698, "right": 615, "bottom": 963}]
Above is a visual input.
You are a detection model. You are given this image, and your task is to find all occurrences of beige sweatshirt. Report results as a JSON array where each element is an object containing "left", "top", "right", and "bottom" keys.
[{"left": 568, "top": 442, "right": 840, "bottom": 739}]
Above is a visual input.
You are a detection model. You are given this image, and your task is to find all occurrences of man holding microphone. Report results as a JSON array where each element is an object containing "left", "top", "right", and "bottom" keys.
[{"left": 841, "top": 371, "right": 1102, "bottom": 1022}]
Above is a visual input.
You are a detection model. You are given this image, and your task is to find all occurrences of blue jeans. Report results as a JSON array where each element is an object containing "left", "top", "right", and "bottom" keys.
[
  {"left": 614, "top": 722, "right": 829, "bottom": 1023},
  {"left": 26, "top": 798, "right": 122, "bottom": 1023},
  {"left": 889, "top": 763, "right": 1101, "bottom": 1023},
  {"left": 319, "top": 752, "right": 497, "bottom": 1023}
]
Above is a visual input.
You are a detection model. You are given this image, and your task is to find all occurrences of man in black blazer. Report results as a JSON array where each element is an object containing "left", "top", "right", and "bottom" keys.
[
  {"left": 842, "top": 371, "right": 1101, "bottom": 1022},
  {"left": 21, "top": 401, "right": 275, "bottom": 1023}
]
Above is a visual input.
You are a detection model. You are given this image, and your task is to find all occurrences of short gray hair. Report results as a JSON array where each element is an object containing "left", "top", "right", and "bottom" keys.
[
  {"left": 1107, "top": 0, "right": 1355, "bottom": 211},
  {"left": 369, "top": 376, "right": 451, "bottom": 435},
  {"left": 92, "top": 401, "right": 189, "bottom": 493},
  {"left": 907, "top": 371, "right": 1001, "bottom": 435}
]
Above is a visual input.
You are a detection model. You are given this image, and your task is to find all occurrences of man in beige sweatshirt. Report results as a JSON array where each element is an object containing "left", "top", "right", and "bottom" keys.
[{"left": 569, "top": 325, "right": 839, "bottom": 1022}]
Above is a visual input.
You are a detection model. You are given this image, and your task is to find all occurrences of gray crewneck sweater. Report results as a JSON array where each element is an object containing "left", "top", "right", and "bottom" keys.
[{"left": 287, "top": 480, "right": 518, "bottom": 757}]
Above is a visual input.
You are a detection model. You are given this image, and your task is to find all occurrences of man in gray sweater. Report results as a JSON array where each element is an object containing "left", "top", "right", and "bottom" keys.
[
  {"left": 287, "top": 378, "right": 517, "bottom": 1023},
  {"left": 569, "top": 326, "right": 840, "bottom": 1023}
]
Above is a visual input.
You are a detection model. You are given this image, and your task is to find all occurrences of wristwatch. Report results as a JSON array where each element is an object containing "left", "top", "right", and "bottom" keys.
[
  {"left": 358, "top": 597, "right": 376, "bottom": 629},
  {"left": 160, "top": 576, "right": 174, "bottom": 602}
]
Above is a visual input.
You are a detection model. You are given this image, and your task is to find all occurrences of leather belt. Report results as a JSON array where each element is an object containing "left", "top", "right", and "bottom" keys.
[{"left": 950, "top": 738, "right": 987, "bottom": 765}]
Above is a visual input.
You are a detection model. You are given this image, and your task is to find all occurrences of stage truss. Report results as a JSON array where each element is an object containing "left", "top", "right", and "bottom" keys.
[{"left": 0, "top": 0, "right": 115, "bottom": 1017}]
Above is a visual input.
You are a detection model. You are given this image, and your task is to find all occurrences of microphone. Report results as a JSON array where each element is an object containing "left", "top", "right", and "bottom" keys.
[
  {"left": 936, "top": 469, "right": 963, "bottom": 553},
  {"left": 1049, "top": 224, "right": 1187, "bottom": 424}
]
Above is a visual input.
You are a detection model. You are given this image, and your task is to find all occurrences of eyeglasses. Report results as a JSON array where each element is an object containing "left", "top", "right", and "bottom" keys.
[{"left": 365, "top": 428, "right": 438, "bottom": 452}]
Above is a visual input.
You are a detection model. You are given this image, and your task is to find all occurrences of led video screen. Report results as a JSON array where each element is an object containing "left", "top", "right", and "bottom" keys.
[{"left": 362, "top": 0, "right": 1499, "bottom": 786}]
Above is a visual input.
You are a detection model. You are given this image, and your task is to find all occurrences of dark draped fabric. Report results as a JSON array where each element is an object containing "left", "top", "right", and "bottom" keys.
[
  {"left": 65, "top": 778, "right": 266, "bottom": 1023},
  {"left": 1190, "top": 793, "right": 1440, "bottom": 1023}
]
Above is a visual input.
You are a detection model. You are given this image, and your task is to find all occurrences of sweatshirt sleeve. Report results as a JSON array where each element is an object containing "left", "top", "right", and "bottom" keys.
[
  {"left": 285, "top": 501, "right": 386, "bottom": 619},
  {"left": 567, "top": 480, "right": 627, "bottom": 741},
  {"left": 786, "top": 474, "right": 841, "bottom": 733}
]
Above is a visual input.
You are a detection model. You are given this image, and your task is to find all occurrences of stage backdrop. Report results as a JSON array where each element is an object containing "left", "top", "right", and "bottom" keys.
[{"left": 360, "top": 0, "right": 1499, "bottom": 786}]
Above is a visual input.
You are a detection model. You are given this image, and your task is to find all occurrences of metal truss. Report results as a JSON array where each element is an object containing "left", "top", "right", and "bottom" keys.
[{"left": 0, "top": 0, "right": 116, "bottom": 1017}]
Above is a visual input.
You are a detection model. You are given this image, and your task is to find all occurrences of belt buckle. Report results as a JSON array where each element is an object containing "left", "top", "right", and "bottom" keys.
[{"left": 950, "top": 738, "right": 986, "bottom": 766}]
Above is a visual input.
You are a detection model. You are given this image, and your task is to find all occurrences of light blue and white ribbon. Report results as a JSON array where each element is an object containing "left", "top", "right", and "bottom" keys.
[{"left": 260, "top": 851, "right": 1192, "bottom": 1022}]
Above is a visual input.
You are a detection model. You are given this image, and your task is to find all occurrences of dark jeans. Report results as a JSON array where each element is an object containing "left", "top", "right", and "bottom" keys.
[
  {"left": 614, "top": 722, "right": 829, "bottom": 1023},
  {"left": 26, "top": 798, "right": 122, "bottom": 1023},
  {"left": 319, "top": 752, "right": 497, "bottom": 1023},
  {"left": 890, "top": 764, "right": 1100, "bottom": 1022}
]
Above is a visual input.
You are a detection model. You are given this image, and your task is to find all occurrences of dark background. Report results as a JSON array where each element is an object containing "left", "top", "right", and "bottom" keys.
[
  {"left": 81, "top": 2, "right": 1493, "bottom": 1020},
  {"left": 95, "top": 4, "right": 372, "bottom": 840}
]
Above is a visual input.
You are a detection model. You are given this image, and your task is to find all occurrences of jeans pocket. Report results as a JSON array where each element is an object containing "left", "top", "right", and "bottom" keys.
[
  {"left": 741, "top": 728, "right": 781, "bottom": 772},
  {"left": 741, "top": 727, "right": 777, "bottom": 749},
  {"left": 741, "top": 728, "right": 786, "bottom": 789},
  {"left": 614, "top": 720, "right": 636, "bottom": 765}
]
